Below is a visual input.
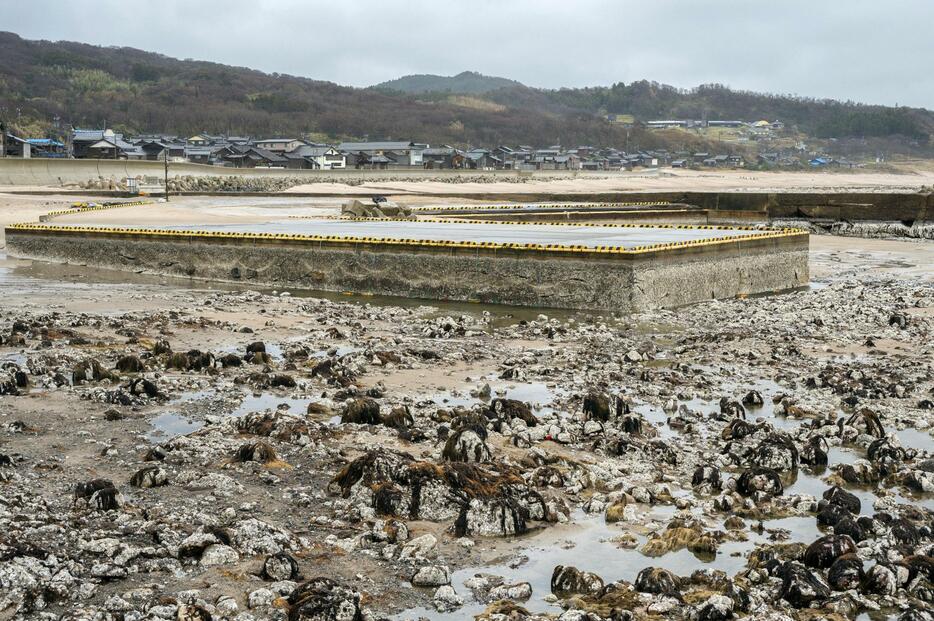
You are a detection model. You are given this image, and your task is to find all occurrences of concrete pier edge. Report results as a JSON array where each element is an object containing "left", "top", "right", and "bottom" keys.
[{"left": 5, "top": 223, "right": 809, "bottom": 311}]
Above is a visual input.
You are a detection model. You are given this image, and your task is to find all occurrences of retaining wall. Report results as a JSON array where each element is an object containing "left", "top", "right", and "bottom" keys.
[{"left": 5, "top": 225, "right": 809, "bottom": 311}]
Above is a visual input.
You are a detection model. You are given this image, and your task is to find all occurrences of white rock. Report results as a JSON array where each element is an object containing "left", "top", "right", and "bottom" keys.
[
  {"left": 248, "top": 587, "right": 276, "bottom": 609},
  {"left": 432, "top": 585, "right": 463, "bottom": 612},
  {"left": 200, "top": 544, "right": 239, "bottom": 566},
  {"left": 412, "top": 565, "right": 450, "bottom": 587},
  {"left": 489, "top": 582, "right": 533, "bottom": 601},
  {"left": 400, "top": 533, "right": 437, "bottom": 560}
]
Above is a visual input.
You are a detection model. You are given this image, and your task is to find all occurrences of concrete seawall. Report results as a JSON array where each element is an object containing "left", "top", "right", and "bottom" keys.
[{"left": 5, "top": 226, "right": 808, "bottom": 311}]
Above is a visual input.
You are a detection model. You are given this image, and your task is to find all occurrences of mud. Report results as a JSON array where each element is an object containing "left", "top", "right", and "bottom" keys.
[{"left": 0, "top": 225, "right": 931, "bottom": 621}]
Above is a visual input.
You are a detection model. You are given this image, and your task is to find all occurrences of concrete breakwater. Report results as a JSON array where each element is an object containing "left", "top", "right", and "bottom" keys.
[{"left": 5, "top": 224, "right": 808, "bottom": 311}]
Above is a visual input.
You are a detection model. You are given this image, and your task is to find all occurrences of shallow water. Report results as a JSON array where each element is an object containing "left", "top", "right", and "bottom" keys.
[
  {"left": 232, "top": 393, "right": 312, "bottom": 418},
  {"left": 430, "top": 377, "right": 567, "bottom": 417},
  {"left": 395, "top": 509, "right": 823, "bottom": 620},
  {"left": 145, "top": 412, "right": 202, "bottom": 442},
  {"left": 397, "top": 371, "right": 934, "bottom": 618}
]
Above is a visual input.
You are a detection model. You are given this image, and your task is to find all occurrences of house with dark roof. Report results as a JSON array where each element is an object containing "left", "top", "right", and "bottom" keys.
[
  {"left": 71, "top": 128, "right": 141, "bottom": 159},
  {"left": 282, "top": 145, "right": 346, "bottom": 170},
  {"left": 422, "top": 147, "right": 465, "bottom": 169},
  {"left": 255, "top": 138, "right": 306, "bottom": 153},
  {"left": 338, "top": 141, "right": 426, "bottom": 167},
  {"left": 25, "top": 138, "right": 67, "bottom": 158},
  {"left": 218, "top": 145, "right": 288, "bottom": 168}
]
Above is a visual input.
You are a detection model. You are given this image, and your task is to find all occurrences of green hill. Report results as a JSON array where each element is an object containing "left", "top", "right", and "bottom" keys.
[{"left": 373, "top": 71, "right": 524, "bottom": 95}]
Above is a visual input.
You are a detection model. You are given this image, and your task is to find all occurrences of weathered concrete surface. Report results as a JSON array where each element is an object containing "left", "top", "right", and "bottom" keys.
[
  {"left": 5, "top": 228, "right": 808, "bottom": 311},
  {"left": 422, "top": 192, "right": 933, "bottom": 223}
]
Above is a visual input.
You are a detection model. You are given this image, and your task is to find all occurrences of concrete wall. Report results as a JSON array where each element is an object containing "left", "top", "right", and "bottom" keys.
[
  {"left": 5, "top": 227, "right": 808, "bottom": 312},
  {"left": 419, "top": 192, "right": 932, "bottom": 223}
]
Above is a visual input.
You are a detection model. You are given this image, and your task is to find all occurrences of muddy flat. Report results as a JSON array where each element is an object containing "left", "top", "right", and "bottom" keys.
[{"left": 0, "top": 189, "right": 932, "bottom": 621}]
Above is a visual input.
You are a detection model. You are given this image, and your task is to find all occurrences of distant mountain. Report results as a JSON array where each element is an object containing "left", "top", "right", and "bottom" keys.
[{"left": 373, "top": 71, "right": 524, "bottom": 95}]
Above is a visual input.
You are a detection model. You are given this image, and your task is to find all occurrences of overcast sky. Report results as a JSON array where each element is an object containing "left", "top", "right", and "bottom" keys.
[{"left": 3, "top": 0, "right": 932, "bottom": 108}]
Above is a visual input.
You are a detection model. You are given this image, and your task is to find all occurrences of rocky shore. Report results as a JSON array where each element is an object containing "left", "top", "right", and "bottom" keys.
[
  {"left": 63, "top": 173, "right": 606, "bottom": 193},
  {"left": 0, "top": 238, "right": 932, "bottom": 621}
]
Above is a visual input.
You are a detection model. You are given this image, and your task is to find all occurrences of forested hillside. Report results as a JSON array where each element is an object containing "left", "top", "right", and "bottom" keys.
[
  {"left": 373, "top": 71, "right": 523, "bottom": 95},
  {"left": 1, "top": 32, "right": 931, "bottom": 153}
]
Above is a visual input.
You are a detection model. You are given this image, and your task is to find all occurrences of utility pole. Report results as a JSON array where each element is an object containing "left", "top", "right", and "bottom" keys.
[{"left": 164, "top": 149, "right": 169, "bottom": 202}]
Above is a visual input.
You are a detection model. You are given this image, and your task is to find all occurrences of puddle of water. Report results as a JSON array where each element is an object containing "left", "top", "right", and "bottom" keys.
[
  {"left": 630, "top": 402, "right": 676, "bottom": 439},
  {"left": 786, "top": 468, "right": 879, "bottom": 516},
  {"left": 395, "top": 509, "right": 820, "bottom": 620},
  {"left": 146, "top": 412, "right": 202, "bottom": 443},
  {"left": 760, "top": 516, "right": 823, "bottom": 543},
  {"left": 892, "top": 426, "right": 931, "bottom": 451},
  {"left": 218, "top": 342, "right": 285, "bottom": 360},
  {"left": 430, "top": 379, "right": 567, "bottom": 417},
  {"left": 0, "top": 352, "right": 28, "bottom": 367},
  {"left": 232, "top": 393, "right": 312, "bottom": 418},
  {"left": 311, "top": 345, "right": 361, "bottom": 358}
]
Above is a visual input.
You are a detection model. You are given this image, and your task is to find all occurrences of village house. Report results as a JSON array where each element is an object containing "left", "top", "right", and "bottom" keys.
[
  {"left": 218, "top": 145, "right": 288, "bottom": 168},
  {"left": 422, "top": 147, "right": 465, "bottom": 169},
  {"left": 282, "top": 145, "right": 346, "bottom": 170},
  {"left": 338, "top": 141, "right": 426, "bottom": 168},
  {"left": 254, "top": 138, "right": 306, "bottom": 153}
]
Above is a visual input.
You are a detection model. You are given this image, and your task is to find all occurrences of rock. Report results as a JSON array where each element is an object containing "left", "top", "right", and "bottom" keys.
[
  {"left": 486, "top": 398, "right": 539, "bottom": 428},
  {"left": 863, "top": 562, "right": 899, "bottom": 595},
  {"left": 583, "top": 391, "right": 617, "bottom": 422},
  {"left": 248, "top": 587, "right": 276, "bottom": 609},
  {"left": 822, "top": 486, "right": 860, "bottom": 514},
  {"left": 696, "top": 594, "right": 734, "bottom": 621},
  {"left": 634, "top": 567, "right": 681, "bottom": 595},
  {"left": 263, "top": 552, "right": 300, "bottom": 581},
  {"left": 488, "top": 582, "right": 533, "bottom": 601},
  {"left": 800, "top": 435, "right": 829, "bottom": 466},
  {"left": 433, "top": 585, "right": 463, "bottom": 612},
  {"left": 692, "top": 466, "right": 722, "bottom": 491},
  {"left": 400, "top": 534, "right": 437, "bottom": 560},
  {"left": 234, "top": 441, "right": 279, "bottom": 464},
  {"left": 74, "top": 478, "right": 121, "bottom": 510},
  {"left": 73, "top": 359, "right": 118, "bottom": 384},
  {"left": 827, "top": 554, "right": 864, "bottom": 591},
  {"left": 804, "top": 535, "right": 857, "bottom": 569},
  {"left": 736, "top": 467, "right": 783, "bottom": 497},
  {"left": 199, "top": 544, "right": 239, "bottom": 566},
  {"left": 130, "top": 465, "right": 169, "bottom": 488},
  {"left": 412, "top": 565, "right": 450, "bottom": 587},
  {"left": 777, "top": 561, "right": 831, "bottom": 608},
  {"left": 341, "top": 397, "right": 381, "bottom": 425},
  {"left": 215, "top": 594, "right": 238, "bottom": 615},
  {"left": 551, "top": 565, "right": 604, "bottom": 597},
  {"left": 719, "top": 397, "right": 746, "bottom": 419},
  {"left": 442, "top": 425, "right": 492, "bottom": 463},
  {"left": 104, "top": 408, "right": 123, "bottom": 421},
  {"left": 751, "top": 434, "right": 799, "bottom": 471}
]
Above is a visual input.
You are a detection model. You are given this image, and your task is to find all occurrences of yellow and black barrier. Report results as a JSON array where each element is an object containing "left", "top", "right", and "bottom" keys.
[
  {"left": 412, "top": 201, "right": 670, "bottom": 212},
  {"left": 43, "top": 200, "right": 153, "bottom": 220}
]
